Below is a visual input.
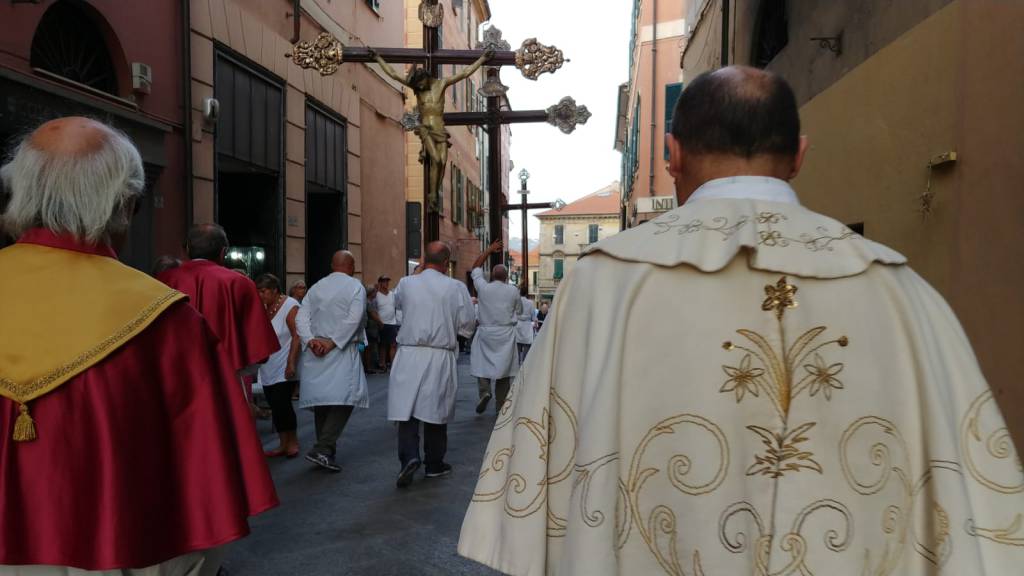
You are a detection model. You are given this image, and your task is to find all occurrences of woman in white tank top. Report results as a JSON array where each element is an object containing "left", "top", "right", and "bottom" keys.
[{"left": 255, "top": 274, "right": 302, "bottom": 457}]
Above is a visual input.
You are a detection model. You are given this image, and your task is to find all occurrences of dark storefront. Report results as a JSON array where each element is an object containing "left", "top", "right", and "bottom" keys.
[
  {"left": 304, "top": 102, "right": 348, "bottom": 285},
  {"left": 213, "top": 49, "right": 284, "bottom": 280},
  {"left": 0, "top": 0, "right": 182, "bottom": 270}
]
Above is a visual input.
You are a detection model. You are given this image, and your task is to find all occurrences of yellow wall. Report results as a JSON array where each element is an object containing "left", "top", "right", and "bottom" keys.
[
  {"left": 537, "top": 214, "right": 620, "bottom": 298},
  {"left": 793, "top": 0, "right": 1024, "bottom": 444},
  {"left": 794, "top": 1, "right": 958, "bottom": 295}
]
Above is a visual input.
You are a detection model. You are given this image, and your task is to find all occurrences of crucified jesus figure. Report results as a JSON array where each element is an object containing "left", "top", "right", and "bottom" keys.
[{"left": 370, "top": 49, "right": 494, "bottom": 213}]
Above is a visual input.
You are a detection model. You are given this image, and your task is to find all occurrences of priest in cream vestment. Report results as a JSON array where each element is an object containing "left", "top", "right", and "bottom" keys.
[{"left": 459, "top": 67, "right": 1024, "bottom": 575}]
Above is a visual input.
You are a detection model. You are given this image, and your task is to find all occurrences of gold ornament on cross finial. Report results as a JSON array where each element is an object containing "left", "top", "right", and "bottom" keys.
[
  {"left": 515, "top": 38, "right": 565, "bottom": 80},
  {"left": 286, "top": 32, "right": 344, "bottom": 76}
]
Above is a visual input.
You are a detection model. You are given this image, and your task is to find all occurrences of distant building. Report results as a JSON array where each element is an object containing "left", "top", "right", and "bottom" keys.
[
  {"left": 679, "top": 1, "right": 1024, "bottom": 443},
  {"left": 615, "top": 0, "right": 689, "bottom": 230},
  {"left": 536, "top": 182, "right": 621, "bottom": 302}
]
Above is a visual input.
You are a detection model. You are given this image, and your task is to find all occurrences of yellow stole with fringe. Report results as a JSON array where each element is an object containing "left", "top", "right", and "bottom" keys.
[{"left": 0, "top": 242, "right": 185, "bottom": 441}]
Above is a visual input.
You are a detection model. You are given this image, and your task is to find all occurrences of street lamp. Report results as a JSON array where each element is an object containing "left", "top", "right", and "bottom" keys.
[{"left": 502, "top": 169, "right": 566, "bottom": 295}]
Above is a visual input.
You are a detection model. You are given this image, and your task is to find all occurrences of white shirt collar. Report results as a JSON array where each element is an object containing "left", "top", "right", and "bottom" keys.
[{"left": 685, "top": 176, "right": 801, "bottom": 205}]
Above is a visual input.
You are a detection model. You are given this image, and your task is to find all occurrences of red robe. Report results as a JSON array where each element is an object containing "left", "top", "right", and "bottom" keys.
[
  {"left": 0, "top": 231, "right": 278, "bottom": 569},
  {"left": 158, "top": 260, "right": 279, "bottom": 373}
]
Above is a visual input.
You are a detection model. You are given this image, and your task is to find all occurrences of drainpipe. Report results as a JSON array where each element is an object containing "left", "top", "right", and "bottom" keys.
[
  {"left": 648, "top": 0, "right": 658, "bottom": 197},
  {"left": 290, "top": 0, "right": 301, "bottom": 44},
  {"left": 182, "top": 0, "right": 193, "bottom": 230},
  {"left": 721, "top": 0, "right": 729, "bottom": 66}
]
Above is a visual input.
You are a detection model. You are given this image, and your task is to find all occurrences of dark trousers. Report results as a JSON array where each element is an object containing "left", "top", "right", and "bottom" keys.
[
  {"left": 517, "top": 343, "right": 531, "bottom": 364},
  {"left": 398, "top": 418, "right": 447, "bottom": 472},
  {"left": 478, "top": 377, "right": 512, "bottom": 413},
  {"left": 264, "top": 380, "right": 298, "bottom": 433},
  {"left": 313, "top": 405, "right": 354, "bottom": 457}
]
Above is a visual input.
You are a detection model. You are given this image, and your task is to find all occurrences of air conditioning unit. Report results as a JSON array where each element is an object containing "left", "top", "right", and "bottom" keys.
[{"left": 131, "top": 62, "right": 152, "bottom": 95}]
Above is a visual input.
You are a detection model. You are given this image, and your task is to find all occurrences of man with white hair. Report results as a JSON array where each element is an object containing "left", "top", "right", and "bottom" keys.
[
  {"left": 469, "top": 240, "right": 522, "bottom": 415},
  {"left": 0, "top": 117, "right": 277, "bottom": 574}
]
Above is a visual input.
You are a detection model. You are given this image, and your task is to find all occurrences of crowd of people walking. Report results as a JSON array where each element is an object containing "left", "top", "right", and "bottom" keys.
[{"left": 5, "top": 65, "right": 1021, "bottom": 575}]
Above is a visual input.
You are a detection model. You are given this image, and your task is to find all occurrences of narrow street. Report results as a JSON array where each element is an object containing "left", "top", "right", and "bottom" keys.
[{"left": 223, "top": 356, "right": 502, "bottom": 575}]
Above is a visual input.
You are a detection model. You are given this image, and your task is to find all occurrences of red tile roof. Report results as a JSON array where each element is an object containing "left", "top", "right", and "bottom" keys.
[
  {"left": 509, "top": 247, "right": 540, "bottom": 268},
  {"left": 537, "top": 182, "right": 620, "bottom": 217}
]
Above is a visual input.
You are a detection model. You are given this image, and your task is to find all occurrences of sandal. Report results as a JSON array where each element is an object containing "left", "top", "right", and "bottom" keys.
[{"left": 264, "top": 447, "right": 287, "bottom": 458}]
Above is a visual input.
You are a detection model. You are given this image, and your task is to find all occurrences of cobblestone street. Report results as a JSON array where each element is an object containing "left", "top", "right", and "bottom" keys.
[{"left": 223, "top": 356, "right": 502, "bottom": 575}]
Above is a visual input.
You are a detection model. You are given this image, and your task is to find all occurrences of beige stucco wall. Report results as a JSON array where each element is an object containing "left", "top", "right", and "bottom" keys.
[
  {"left": 793, "top": 0, "right": 1024, "bottom": 445},
  {"left": 537, "top": 215, "right": 620, "bottom": 299},
  {"left": 189, "top": 0, "right": 405, "bottom": 286}
]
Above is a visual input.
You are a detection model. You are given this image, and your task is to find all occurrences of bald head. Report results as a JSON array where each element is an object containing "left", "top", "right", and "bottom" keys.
[
  {"left": 331, "top": 250, "right": 355, "bottom": 275},
  {"left": 29, "top": 117, "right": 112, "bottom": 157},
  {"left": 186, "top": 223, "right": 228, "bottom": 261},
  {"left": 669, "top": 65, "right": 799, "bottom": 159},
  {"left": 492, "top": 265, "right": 508, "bottom": 283},
  {"left": 1, "top": 116, "right": 144, "bottom": 244},
  {"left": 424, "top": 241, "right": 451, "bottom": 270}
]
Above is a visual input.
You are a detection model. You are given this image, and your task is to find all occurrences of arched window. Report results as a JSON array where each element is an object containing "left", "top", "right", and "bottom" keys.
[
  {"left": 30, "top": 1, "right": 118, "bottom": 94},
  {"left": 751, "top": 0, "right": 789, "bottom": 69}
]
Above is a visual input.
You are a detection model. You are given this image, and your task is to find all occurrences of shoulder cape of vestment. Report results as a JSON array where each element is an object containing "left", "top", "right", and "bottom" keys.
[
  {"left": 0, "top": 238, "right": 184, "bottom": 440},
  {"left": 582, "top": 198, "right": 906, "bottom": 278}
]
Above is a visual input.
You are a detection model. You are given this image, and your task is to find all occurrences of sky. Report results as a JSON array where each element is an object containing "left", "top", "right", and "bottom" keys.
[{"left": 486, "top": 0, "right": 632, "bottom": 241}]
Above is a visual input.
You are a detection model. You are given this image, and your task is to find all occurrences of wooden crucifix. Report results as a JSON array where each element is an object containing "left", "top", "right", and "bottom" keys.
[{"left": 287, "top": 2, "right": 589, "bottom": 268}]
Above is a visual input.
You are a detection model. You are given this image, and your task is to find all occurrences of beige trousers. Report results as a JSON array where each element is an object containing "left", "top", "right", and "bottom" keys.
[{"left": 0, "top": 547, "right": 224, "bottom": 576}]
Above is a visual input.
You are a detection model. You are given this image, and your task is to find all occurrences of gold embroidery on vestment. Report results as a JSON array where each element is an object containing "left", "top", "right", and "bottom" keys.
[
  {"left": 745, "top": 422, "right": 823, "bottom": 478},
  {"left": 0, "top": 290, "right": 182, "bottom": 441},
  {"left": 719, "top": 498, "right": 854, "bottom": 576},
  {"left": 960, "top": 390, "right": 1024, "bottom": 548},
  {"left": 721, "top": 277, "right": 849, "bottom": 477},
  {"left": 650, "top": 210, "right": 857, "bottom": 252}
]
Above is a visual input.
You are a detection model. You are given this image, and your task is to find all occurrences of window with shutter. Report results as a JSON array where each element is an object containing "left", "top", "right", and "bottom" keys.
[{"left": 664, "top": 83, "right": 683, "bottom": 160}]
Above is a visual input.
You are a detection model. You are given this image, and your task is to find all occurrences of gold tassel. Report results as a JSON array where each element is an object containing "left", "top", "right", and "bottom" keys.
[{"left": 13, "top": 403, "right": 36, "bottom": 442}]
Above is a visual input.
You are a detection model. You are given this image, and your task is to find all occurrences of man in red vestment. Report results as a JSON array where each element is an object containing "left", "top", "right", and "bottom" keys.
[
  {"left": 158, "top": 224, "right": 279, "bottom": 378},
  {"left": 0, "top": 117, "right": 278, "bottom": 573}
]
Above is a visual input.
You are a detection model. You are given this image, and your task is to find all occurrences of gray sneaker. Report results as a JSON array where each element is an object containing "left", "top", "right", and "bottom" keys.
[
  {"left": 396, "top": 459, "right": 421, "bottom": 488},
  {"left": 305, "top": 451, "right": 342, "bottom": 473},
  {"left": 475, "top": 393, "right": 492, "bottom": 414}
]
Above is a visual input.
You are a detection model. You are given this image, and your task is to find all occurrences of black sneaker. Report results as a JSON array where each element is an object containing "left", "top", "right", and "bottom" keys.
[
  {"left": 305, "top": 451, "right": 342, "bottom": 473},
  {"left": 475, "top": 393, "right": 492, "bottom": 414},
  {"left": 425, "top": 463, "right": 452, "bottom": 479},
  {"left": 396, "top": 459, "right": 421, "bottom": 488}
]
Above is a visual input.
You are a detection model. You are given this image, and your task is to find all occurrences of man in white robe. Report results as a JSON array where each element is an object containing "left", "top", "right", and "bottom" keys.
[
  {"left": 459, "top": 67, "right": 1024, "bottom": 575},
  {"left": 515, "top": 284, "right": 537, "bottom": 364},
  {"left": 388, "top": 242, "right": 476, "bottom": 487},
  {"left": 296, "top": 250, "right": 368, "bottom": 473},
  {"left": 470, "top": 240, "right": 522, "bottom": 415}
]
